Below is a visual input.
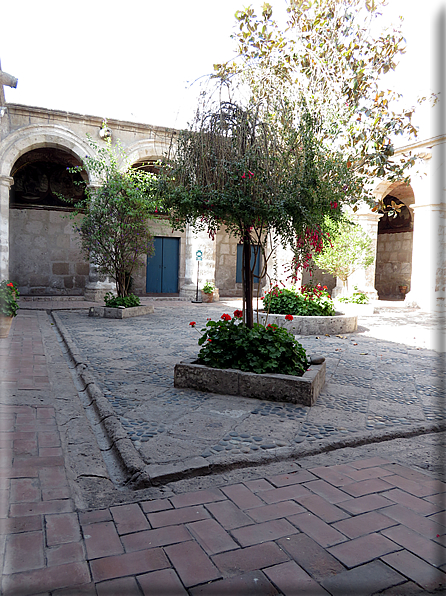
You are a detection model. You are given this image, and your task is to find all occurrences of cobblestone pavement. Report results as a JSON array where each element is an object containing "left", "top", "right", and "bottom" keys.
[
  {"left": 0, "top": 302, "right": 445, "bottom": 595},
  {"left": 52, "top": 301, "right": 445, "bottom": 476}
]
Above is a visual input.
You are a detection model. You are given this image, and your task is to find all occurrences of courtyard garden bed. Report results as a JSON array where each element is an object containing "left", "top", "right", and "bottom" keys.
[
  {"left": 88, "top": 304, "right": 154, "bottom": 319},
  {"left": 174, "top": 359, "right": 325, "bottom": 406},
  {"left": 257, "top": 311, "right": 357, "bottom": 334}
]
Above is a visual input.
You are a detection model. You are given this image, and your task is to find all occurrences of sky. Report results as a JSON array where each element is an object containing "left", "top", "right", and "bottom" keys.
[{"left": 0, "top": 0, "right": 444, "bottom": 140}]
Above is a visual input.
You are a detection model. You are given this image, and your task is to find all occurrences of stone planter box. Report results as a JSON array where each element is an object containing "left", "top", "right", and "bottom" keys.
[
  {"left": 257, "top": 311, "right": 357, "bottom": 335},
  {"left": 174, "top": 359, "right": 326, "bottom": 406},
  {"left": 88, "top": 305, "right": 154, "bottom": 319}
]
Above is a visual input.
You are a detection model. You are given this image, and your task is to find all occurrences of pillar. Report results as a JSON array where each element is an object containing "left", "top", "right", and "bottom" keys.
[
  {"left": 179, "top": 224, "right": 216, "bottom": 299},
  {"left": 405, "top": 144, "right": 445, "bottom": 312},
  {"left": 0, "top": 175, "right": 13, "bottom": 281}
]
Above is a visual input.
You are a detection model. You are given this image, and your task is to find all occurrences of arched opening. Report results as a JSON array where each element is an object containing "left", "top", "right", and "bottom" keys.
[
  {"left": 375, "top": 183, "right": 415, "bottom": 300},
  {"left": 9, "top": 147, "right": 90, "bottom": 295}
]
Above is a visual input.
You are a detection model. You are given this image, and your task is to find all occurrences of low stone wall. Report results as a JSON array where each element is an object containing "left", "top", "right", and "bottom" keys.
[
  {"left": 88, "top": 305, "right": 154, "bottom": 319},
  {"left": 257, "top": 311, "right": 357, "bottom": 335},
  {"left": 174, "top": 359, "right": 326, "bottom": 407}
]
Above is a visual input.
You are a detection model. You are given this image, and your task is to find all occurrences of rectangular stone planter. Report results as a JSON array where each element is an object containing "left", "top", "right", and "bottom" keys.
[
  {"left": 174, "top": 359, "right": 326, "bottom": 406},
  {"left": 88, "top": 305, "right": 154, "bottom": 319}
]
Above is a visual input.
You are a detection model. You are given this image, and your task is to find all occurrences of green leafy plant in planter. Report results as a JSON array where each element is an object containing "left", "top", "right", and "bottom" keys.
[
  {"left": 202, "top": 282, "right": 215, "bottom": 294},
  {"left": 262, "top": 284, "right": 336, "bottom": 317},
  {"left": 0, "top": 280, "right": 20, "bottom": 317},
  {"left": 104, "top": 292, "right": 140, "bottom": 308},
  {"left": 338, "top": 287, "right": 369, "bottom": 304},
  {"left": 190, "top": 310, "right": 308, "bottom": 376}
]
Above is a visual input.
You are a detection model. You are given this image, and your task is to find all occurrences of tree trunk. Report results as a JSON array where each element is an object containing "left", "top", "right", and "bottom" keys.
[{"left": 243, "top": 232, "right": 254, "bottom": 328}]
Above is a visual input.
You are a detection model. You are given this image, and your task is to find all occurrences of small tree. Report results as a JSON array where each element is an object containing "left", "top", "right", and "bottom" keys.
[
  {"left": 67, "top": 137, "right": 159, "bottom": 297},
  {"left": 313, "top": 216, "right": 375, "bottom": 292},
  {"left": 160, "top": 94, "right": 366, "bottom": 327}
]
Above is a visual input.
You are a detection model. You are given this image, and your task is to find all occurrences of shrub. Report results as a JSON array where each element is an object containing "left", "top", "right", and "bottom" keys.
[
  {"left": 0, "top": 280, "right": 19, "bottom": 317},
  {"left": 104, "top": 292, "right": 140, "bottom": 308},
  {"left": 263, "top": 284, "right": 335, "bottom": 317},
  {"left": 338, "top": 287, "right": 369, "bottom": 304},
  {"left": 193, "top": 312, "right": 308, "bottom": 376}
]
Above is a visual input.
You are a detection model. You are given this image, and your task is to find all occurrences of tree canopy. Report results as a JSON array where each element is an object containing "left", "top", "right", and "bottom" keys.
[
  {"left": 67, "top": 137, "right": 159, "bottom": 297},
  {"left": 214, "top": 0, "right": 423, "bottom": 191}
]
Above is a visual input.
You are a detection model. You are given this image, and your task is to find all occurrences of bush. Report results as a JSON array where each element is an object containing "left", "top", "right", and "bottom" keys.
[
  {"left": 193, "top": 312, "right": 308, "bottom": 376},
  {"left": 0, "top": 280, "right": 19, "bottom": 317},
  {"left": 262, "top": 284, "right": 335, "bottom": 317},
  {"left": 338, "top": 287, "right": 369, "bottom": 304},
  {"left": 104, "top": 293, "right": 140, "bottom": 308}
]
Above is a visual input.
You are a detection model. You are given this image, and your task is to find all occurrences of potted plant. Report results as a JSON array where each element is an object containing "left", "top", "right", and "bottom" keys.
[
  {"left": 201, "top": 282, "right": 216, "bottom": 303},
  {"left": 0, "top": 280, "right": 19, "bottom": 338}
]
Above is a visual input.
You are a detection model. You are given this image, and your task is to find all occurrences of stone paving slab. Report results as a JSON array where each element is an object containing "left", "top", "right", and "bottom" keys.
[{"left": 48, "top": 300, "right": 445, "bottom": 488}]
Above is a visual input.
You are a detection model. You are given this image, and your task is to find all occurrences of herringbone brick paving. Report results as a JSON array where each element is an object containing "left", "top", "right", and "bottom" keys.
[
  {"left": 0, "top": 310, "right": 445, "bottom": 595},
  {"left": 0, "top": 402, "right": 445, "bottom": 595}
]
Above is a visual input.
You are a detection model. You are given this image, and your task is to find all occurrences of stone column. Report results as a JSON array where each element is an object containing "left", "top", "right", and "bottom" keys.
[
  {"left": 405, "top": 146, "right": 445, "bottom": 312},
  {"left": 0, "top": 175, "right": 13, "bottom": 281},
  {"left": 179, "top": 224, "right": 216, "bottom": 299},
  {"left": 82, "top": 183, "right": 115, "bottom": 302}
]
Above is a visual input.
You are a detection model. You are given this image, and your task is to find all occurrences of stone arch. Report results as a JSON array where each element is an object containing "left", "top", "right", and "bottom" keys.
[
  {"left": 0, "top": 124, "right": 95, "bottom": 180},
  {"left": 0, "top": 125, "right": 95, "bottom": 294},
  {"left": 374, "top": 181, "right": 415, "bottom": 300},
  {"left": 123, "top": 138, "right": 170, "bottom": 172}
]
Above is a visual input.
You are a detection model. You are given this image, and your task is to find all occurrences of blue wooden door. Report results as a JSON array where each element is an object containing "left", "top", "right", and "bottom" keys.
[
  {"left": 236, "top": 244, "right": 261, "bottom": 283},
  {"left": 146, "top": 237, "right": 179, "bottom": 293}
]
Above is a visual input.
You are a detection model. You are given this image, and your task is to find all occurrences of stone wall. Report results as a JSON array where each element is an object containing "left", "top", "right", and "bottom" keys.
[
  {"left": 215, "top": 230, "right": 239, "bottom": 295},
  {"left": 375, "top": 231, "right": 413, "bottom": 299},
  {"left": 9, "top": 208, "right": 88, "bottom": 295}
]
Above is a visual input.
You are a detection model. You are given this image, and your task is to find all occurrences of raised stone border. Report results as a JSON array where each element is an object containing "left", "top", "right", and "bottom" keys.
[
  {"left": 88, "top": 304, "right": 154, "bottom": 319},
  {"left": 257, "top": 311, "right": 357, "bottom": 335},
  {"left": 174, "top": 360, "right": 326, "bottom": 407}
]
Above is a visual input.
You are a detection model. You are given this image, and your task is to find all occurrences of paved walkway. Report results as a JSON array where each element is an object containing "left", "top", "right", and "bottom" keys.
[{"left": 0, "top": 301, "right": 445, "bottom": 595}]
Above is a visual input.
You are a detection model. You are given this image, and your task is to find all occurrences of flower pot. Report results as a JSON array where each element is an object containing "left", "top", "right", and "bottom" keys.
[
  {"left": 201, "top": 291, "right": 214, "bottom": 303},
  {"left": 0, "top": 316, "right": 13, "bottom": 338}
]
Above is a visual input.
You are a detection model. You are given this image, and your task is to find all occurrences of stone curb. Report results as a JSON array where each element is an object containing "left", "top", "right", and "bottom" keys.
[{"left": 51, "top": 312, "right": 445, "bottom": 489}]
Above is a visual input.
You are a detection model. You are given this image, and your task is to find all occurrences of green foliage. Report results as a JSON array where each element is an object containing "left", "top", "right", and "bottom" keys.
[
  {"left": 0, "top": 280, "right": 19, "bottom": 317},
  {"left": 338, "top": 287, "right": 369, "bottom": 304},
  {"left": 65, "top": 137, "right": 160, "bottom": 297},
  {"left": 103, "top": 292, "right": 141, "bottom": 308},
  {"left": 160, "top": 97, "right": 363, "bottom": 326},
  {"left": 313, "top": 217, "right": 375, "bottom": 284},
  {"left": 202, "top": 282, "right": 215, "bottom": 294},
  {"left": 214, "top": 0, "right": 423, "bottom": 186},
  {"left": 194, "top": 313, "right": 308, "bottom": 376},
  {"left": 263, "top": 284, "right": 336, "bottom": 316}
]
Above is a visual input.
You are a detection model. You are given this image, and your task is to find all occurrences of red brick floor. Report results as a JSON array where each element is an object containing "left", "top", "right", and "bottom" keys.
[
  {"left": 0, "top": 313, "right": 445, "bottom": 594},
  {"left": 0, "top": 402, "right": 445, "bottom": 595}
]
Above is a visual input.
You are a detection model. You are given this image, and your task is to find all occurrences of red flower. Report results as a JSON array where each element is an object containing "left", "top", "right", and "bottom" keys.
[
  {"left": 189, "top": 322, "right": 196, "bottom": 327},
  {"left": 207, "top": 339, "right": 212, "bottom": 342},
  {"left": 323, "top": 286, "right": 327, "bottom": 290},
  {"left": 233, "top": 310, "right": 243, "bottom": 319},
  {"left": 221, "top": 313, "right": 231, "bottom": 321},
  {"left": 285, "top": 314, "right": 293, "bottom": 321},
  {"left": 7, "top": 283, "right": 14, "bottom": 288},
  {"left": 241, "top": 173, "right": 246, "bottom": 179},
  {"left": 248, "top": 170, "right": 254, "bottom": 178}
]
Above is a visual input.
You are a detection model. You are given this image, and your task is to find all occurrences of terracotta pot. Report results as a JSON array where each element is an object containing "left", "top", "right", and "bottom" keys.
[
  {"left": 201, "top": 292, "right": 213, "bottom": 303},
  {"left": 0, "top": 316, "right": 13, "bottom": 338}
]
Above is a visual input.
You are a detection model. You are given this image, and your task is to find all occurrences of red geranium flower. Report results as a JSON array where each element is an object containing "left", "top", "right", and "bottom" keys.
[
  {"left": 7, "top": 283, "right": 14, "bottom": 288},
  {"left": 189, "top": 321, "right": 196, "bottom": 327},
  {"left": 221, "top": 313, "right": 231, "bottom": 321},
  {"left": 233, "top": 310, "right": 243, "bottom": 319},
  {"left": 285, "top": 314, "right": 293, "bottom": 321}
]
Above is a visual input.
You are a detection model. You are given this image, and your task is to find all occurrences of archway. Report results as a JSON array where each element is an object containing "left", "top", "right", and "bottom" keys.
[
  {"left": 9, "top": 146, "right": 89, "bottom": 295},
  {"left": 374, "top": 183, "right": 415, "bottom": 300}
]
